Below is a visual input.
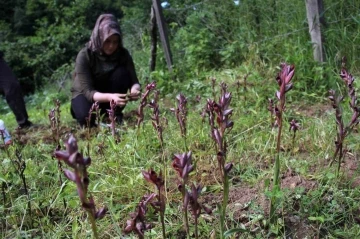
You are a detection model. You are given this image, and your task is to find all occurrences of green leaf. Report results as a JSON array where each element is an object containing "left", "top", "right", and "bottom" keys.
[
  {"left": 0, "top": 176, "right": 7, "bottom": 183},
  {"left": 224, "top": 225, "right": 248, "bottom": 237},
  {"left": 308, "top": 216, "right": 325, "bottom": 223}
]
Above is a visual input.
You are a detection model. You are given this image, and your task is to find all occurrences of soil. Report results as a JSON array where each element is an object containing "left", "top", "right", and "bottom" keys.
[
  {"left": 201, "top": 167, "right": 319, "bottom": 238},
  {"left": 293, "top": 102, "right": 332, "bottom": 118},
  {"left": 341, "top": 151, "right": 360, "bottom": 188}
]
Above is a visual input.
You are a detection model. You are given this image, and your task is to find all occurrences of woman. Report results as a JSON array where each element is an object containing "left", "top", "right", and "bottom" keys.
[{"left": 71, "top": 14, "right": 141, "bottom": 127}]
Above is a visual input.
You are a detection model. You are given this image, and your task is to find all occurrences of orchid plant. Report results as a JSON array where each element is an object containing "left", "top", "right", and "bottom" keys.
[
  {"left": 49, "top": 103, "right": 67, "bottom": 209},
  {"left": 48, "top": 99, "right": 61, "bottom": 150},
  {"left": 289, "top": 119, "right": 300, "bottom": 151},
  {"left": 149, "top": 99, "right": 164, "bottom": 149},
  {"left": 54, "top": 135, "right": 107, "bottom": 239},
  {"left": 172, "top": 151, "right": 194, "bottom": 236},
  {"left": 269, "top": 63, "right": 295, "bottom": 222},
  {"left": 107, "top": 99, "right": 117, "bottom": 140},
  {"left": 328, "top": 58, "right": 360, "bottom": 175},
  {"left": 171, "top": 93, "right": 188, "bottom": 150},
  {"left": 86, "top": 101, "right": 100, "bottom": 155},
  {"left": 142, "top": 169, "right": 166, "bottom": 238},
  {"left": 206, "top": 83, "right": 234, "bottom": 238},
  {"left": 136, "top": 81, "right": 156, "bottom": 128},
  {"left": 184, "top": 183, "right": 212, "bottom": 239},
  {"left": 124, "top": 193, "right": 156, "bottom": 239},
  {"left": 87, "top": 101, "right": 100, "bottom": 130}
]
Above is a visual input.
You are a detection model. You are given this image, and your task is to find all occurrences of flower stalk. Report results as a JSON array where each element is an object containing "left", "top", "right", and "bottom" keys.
[
  {"left": 142, "top": 169, "right": 166, "bottom": 238},
  {"left": 171, "top": 93, "right": 188, "bottom": 150},
  {"left": 328, "top": 59, "right": 360, "bottom": 175},
  {"left": 206, "top": 84, "right": 234, "bottom": 238},
  {"left": 172, "top": 152, "right": 194, "bottom": 236},
  {"left": 269, "top": 63, "right": 295, "bottom": 222},
  {"left": 124, "top": 193, "right": 156, "bottom": 239},
  {"left": 136, "top": 81, "right": 156, "bottom": 129},
  {"left": 107, "top": 99, "right": 117, "bottom": 140},
  {"left": 185, "top": 183, "right": 212, "bottom": 239},
  {"left": 54, "top": 135, "right": 107, "bottom": 239}
]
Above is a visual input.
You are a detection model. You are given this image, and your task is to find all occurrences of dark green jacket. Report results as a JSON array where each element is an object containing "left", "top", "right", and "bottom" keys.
[{"left": 71, "top": 46, "right": 139, "bottom": 101}]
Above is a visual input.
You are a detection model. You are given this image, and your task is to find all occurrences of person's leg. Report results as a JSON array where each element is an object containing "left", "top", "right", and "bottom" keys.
[
  {"left": 109, "top": 66, "right": 133, "bottom": 123},
  {"left": 71, "top": 94, "right": 95, "bottom": 127},
  {"left": 0, "top": 58, "right": 31, "bottom": 127},
  {"left": 107, "top": 66, "right": 133, "bottom": 94}
]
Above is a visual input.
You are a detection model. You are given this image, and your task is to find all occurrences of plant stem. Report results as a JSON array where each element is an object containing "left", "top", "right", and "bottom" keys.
[
  {"left": 184, "top": 209, "right": 190, "bottom": 238},
  {"left": 220, "top": 172, "right": 229, "bottom": 239},
  {"left": 337, "top": 144, "right": 343, "bottom": 177},
  {"left": 270, "top": 115, "right": 282, "bottom": 223},
  {"left": 195, "top": 215, "right": 198, "bottom": 239},
  {"left": 161, "top": 145, "right": 168, "bottom": 201},
  {"left": 160, "top": 210, "right": 166, "bottom": 239},
  {"left": 2, "top": 182, "right": 6, "bottom": 206},
  {"left": 184, "top": 136, "right": 188, "bottom": 152},
  {"left": 87, "top": 210, "right": 99, "bottom": 239},
  {"left": 20, "top": 173, "right": 32, "bottom": 227},
  {"left": 181, "top": 182, "right": 190, "bottom": 237}
]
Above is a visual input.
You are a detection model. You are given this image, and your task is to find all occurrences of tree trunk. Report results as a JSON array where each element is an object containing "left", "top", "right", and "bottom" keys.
[{"left": 305, "top": 0, "right": 325, "bottom": 62}]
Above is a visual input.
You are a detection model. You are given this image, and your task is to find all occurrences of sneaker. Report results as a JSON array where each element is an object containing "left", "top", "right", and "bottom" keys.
[{"left": 19, "top": 120, "right": 33, "bottom": 129}]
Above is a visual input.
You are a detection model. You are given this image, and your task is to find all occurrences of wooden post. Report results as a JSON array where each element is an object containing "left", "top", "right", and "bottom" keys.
[
  {"left": 305, "top": 0, "right": 325, "bottom": 62},
  {"left": 149, "top": 6, "right": 157, "bottom": 72},
  {"left": 152, "top": 0, "right": 173, "bottom": 71}
]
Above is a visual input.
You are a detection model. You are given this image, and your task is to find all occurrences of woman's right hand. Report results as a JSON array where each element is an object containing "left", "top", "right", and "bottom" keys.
[{"left": 109, "top": 93, "right": 128, "bottom": 106}]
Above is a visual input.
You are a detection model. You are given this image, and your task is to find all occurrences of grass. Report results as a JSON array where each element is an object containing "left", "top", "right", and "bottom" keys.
[{"left": 1, "top": 63, "right": 360, "bottom": 238}]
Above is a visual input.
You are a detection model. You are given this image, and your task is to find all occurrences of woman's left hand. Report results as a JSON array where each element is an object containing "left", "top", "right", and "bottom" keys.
[{"left": 129, "top": 84, "right": 141, "bottom": 101}]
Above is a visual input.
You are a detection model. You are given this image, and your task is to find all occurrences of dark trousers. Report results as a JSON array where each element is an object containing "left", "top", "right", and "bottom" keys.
[
  {"left": 0, "top": 58, "right": 29, "bottom": 125},
  {"left": 71, "top": 66, "right": 132, "bottom": 127}
]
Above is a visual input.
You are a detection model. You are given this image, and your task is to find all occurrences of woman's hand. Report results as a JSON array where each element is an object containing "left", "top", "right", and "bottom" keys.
[
  {"left": 108, "top": 93, "right": 128, "bottom": 106},
  {"left": 128, "top": 84, "right": 141, "bottom": 101}
]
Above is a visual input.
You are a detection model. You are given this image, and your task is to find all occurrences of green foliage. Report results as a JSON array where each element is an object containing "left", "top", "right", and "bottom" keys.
[
  {"left": 1, "top": 0, "right": 360, "bottom": 96},
  {"left": 0, "top": 0, "right": 123, "bottom": 93}
]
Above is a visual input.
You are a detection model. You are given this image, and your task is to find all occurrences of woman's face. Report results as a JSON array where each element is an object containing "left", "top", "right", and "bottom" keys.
[{"left": 102, "top": 34, "right": 119, "bottom": 55}]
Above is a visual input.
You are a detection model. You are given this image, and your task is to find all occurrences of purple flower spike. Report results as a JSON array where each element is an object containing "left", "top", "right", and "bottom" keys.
[
  {"left": 224, "top": 163, "right": 233, "bottom": 174},
  {"left": 63, "top": 169, "right": 76, "bottom": 182},
  {"left": 172, "top": 151, "right": 193, "bottom": 181},
  {"left": 289, "top": 119, "right": 300, "bottom": 133},
  {"left": 124, "top": 193, "right": 156, "bottom": 239},
  {"left": 172, "top": 93, "right": 188, "bottom": 137},
  {"left": 66, "top": 135, "right": 78, "bottom": 155},
  {"left": 54, "top": 151, "right": 70, "bottom": 161},
  {"left": 187, "top": 183, "right": 212, "bottom": 218},
  {"left": 95, "top": 207, "right": 108, "bottom": 220},
  {"left": 142, "top": 169, "right": 164, "bottom": 190},
  {"left": 136, "top": 82, "right": 157, "bottom": 128},
  {"left": 54, "top": 133, "right": 107, "bottom": 236}
]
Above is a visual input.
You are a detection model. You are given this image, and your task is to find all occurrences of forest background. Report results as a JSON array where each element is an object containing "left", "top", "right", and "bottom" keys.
[{"left": 1, "top": 0, "right": 359, "bottom": 97}]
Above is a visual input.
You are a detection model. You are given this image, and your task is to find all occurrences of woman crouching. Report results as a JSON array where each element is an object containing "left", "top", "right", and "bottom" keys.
[{"left": 71, "top": 14, "right": 141, "bottom": 127}]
